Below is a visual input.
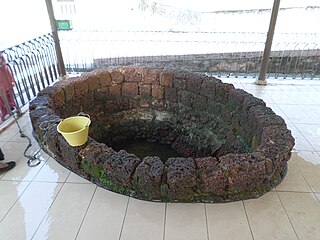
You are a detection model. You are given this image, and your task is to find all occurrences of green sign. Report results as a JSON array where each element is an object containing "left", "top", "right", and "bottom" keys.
[{"left": 56, "top": 20, "right": 72, "bottom": 31}]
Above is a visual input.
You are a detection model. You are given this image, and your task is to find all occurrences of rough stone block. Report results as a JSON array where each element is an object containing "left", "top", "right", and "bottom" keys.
[
  {"left": 80, "top": 92, "right": 95, "bottom": 110},
  {"left": 166, "top": 157, "right": 197, "bottom": 201},
  {"left": 58, "top": 135, "right": 87, "bottom": 172},
  {"left": 34, "top": 114, "right": 61, "bottom": 140},
  {"left": 105, "top": 100, "right": 120, "bottom": 112},
  {"left": 122, "top": 82, "right": 139, "bottom": 97},
  {"left": 72, "top": 76, "right": 89, "bottom": 97},
  {"left": 94, "top": 69, "right": 112, "bottom": 87},
  {"left": 200, "top": 76, "right": 221, "bottom": 98},
  {"left": 45, "top": 125, "right": 62, "bottom": 158},
  {"left": 220, "top": 153, "right": 267, "bottom": 192},
  {"left": 51, "top": 87, "right": 65, "bottom": 108},
  {"left": 124, "top": 68, "right": 143, "bottom": 82},
  {"left": 29, "top": 95, "right": 54, "bottom": 111},
  {"left": 160, "top": 69, "right": 174, "bottom": 87},
  {"left": 193, "top": 95, "right": 207, "bottom": 112},
  {"left": 260, "top": 125, "right": 294, "bottom": 148},
  {"left": 85, "top": 74, "right": 100, "bottom": 92},
  {"left": 133, "top": 156, "right": 164, "bottom": 200},
  {"left": 186, "top": 74, "right": 205, "bottom": 93},
  {"left": 109, "top": 84, "right": 122, "bottom": 98},
  {"left": 142, "top": 68, "right": 160, "bottom": 84},
  {"left": 29, "top": 107, "right": 55, "bottom": 125},
  {"left": 195, "top": 157, "right": 226, "bottom": 194},
  {"left": 152, "top": 85, "right": 164, "bottom": 100},
  {"left": 214, "top": 83, "right": 235, "bottom": 103},
  {"left": 228, "top": 88, "right": 251, "bottom": 111},
  {"left": 79, "top": 142, "right": 116, "bottom": 166},
  {"left": 103, "top": 150, "right": 141, "bottom": 187},
  {"left": 242, "top": 94, "right": 266, "bottom": 115},
  {"left": 256, "top": 141, "right": 291, "bottom": 178},
  {"left": 94, "top": 87, "right": 109, "bottom": 102},
  {"left": 54, "top": 80, "right": 75, "bottom": 102},
  {"left": 110, "top": 69, "right": 124, "bottom": 84},
  {"left": 139, "top": 99, "right": 151, "bottom": 108},
  {"left": 164, "top": 87, "right": 178, "bottom": 103},
  {"left": 139, "top": 84, "right": 151, "bottom": 97},
  {"left": 179, "top": 90, "right": 194, "bottom": 107},
  {"left": 248, "top": 106, "right": 286, "bottom": 133},
  {"left": 63, "top": 83, "right": 75, "bottom": 102}
]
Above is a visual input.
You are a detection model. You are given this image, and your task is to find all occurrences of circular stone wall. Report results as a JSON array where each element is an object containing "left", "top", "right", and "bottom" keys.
[{"left": 29, "top": 67, "right": 294, "bottom": 202}]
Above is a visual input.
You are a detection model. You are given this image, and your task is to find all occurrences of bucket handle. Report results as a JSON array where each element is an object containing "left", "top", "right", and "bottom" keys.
[
  {"left": 78, "top": 112, "right": 91, "bottom": 128},
  {"left": 78, "top": 112, "right": 90, "bottom": 119}
]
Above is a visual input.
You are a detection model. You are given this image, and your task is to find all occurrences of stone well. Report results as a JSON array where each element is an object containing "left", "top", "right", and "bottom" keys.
[{"left": 29, "top": 67, "right": 294, "bottom": 202}]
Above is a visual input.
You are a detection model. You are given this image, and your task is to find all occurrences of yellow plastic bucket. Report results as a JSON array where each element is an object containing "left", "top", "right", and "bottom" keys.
[{"left": 57, "top": 116, "right": 91, "bottom": 147}]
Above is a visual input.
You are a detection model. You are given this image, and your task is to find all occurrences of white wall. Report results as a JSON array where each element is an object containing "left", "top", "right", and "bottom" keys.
[{"left": 1, "top": 0, "right": 51, "bottom": 49}]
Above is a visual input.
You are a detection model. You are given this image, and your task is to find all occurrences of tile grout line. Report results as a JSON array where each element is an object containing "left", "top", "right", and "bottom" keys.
[
  {"left": 31, "top": 169, "right": 70, "bottom": 240},
  {"left": 275, "top": 190, "right": 300, "bottom": 240},
  {"left": 290, "top": 123, "right": 318, "bottom": 152},
  {"left": 242, "top": 200, "right": 255, "bottom": 240},
  {"left": 118, "top": 196, "right": 130, "bottom": 240},
  {"left": 30, "top": 181, "right": 66, "bottom": 240},
  {"left": 290, "top": 155, "right": 315, "bottom": 194},
  {"left": 275, "top": 189, "right": 314, "bottom": 194},
  {"left": 162, "top": 202, "right": 167, "bottom": 240},
  {"left": 204, "top": 204, "right": 210, "bottom": 240},
  {"left": 75, "top": 185, "right": 98, "bottom": 240},
  {"left": 0, "top": 180, "right": 33, "bottom": 224}
]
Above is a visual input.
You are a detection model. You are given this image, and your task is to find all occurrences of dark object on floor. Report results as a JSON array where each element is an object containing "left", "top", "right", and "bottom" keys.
[
  {"left": 0, "top": 148, "right": 4, "bottom": 160},
  {"left": 0, "top": 161, "right": 16, "bottom": 173}
]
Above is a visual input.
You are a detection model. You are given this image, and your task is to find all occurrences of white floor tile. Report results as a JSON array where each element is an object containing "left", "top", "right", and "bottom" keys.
[
  {"left": 66, "top": 172, "right": 92, "bottom": 184},
  {"left": 0, "top": 124, "right": 21, "bottom": 142},
  {"left": 245, "top": 191, "right": 298, "bottom": 240},
  {"left": 0, "top": 182, "right": 63, "bottom": 240},
  {"left": 10, "top": 123, "right": 34, "bottom": 142},
  {"left": 33, "top": 157, "right": 70, "bottom": 183},
  {"left": 0, "top": 141, "right": 43, "bottom": 162},
  {"left": 77, "top": 187, "right": 128, "bottom": 240},
  {"left": 268, "top": 104, "right": 292, "bottom": 124},
  {"left": 243, "top": 89, "right": 275, "bottom": 104},
  {"left": 1, "top": 155, "right": 47, "bottom": 182},
  {"left": 165, "top": 203, "right": 207, "bottom": 240},
  {"left": 292, "top": 151, "right": 320, "bottom": 193},
  {"left": 277, "top": 105, "right": 316, "bottom": 124},
  {"left": 0, "top": 181, "right": 30, "bottom": 221},
  {"left": 278, "top": 192, "right": 320, "bottom": 240},
  {"left": 121, "top": 198, "right": 165, "bottom": 240},
  {"left": 300, "top": 105, "right": 320, "bottom": 124},
  {"left": 287, "top": 124, "right": 315, "bottom": 151},
  {"left": 265, "top": 91, "right": 295, "bottom": 104},
  {"left": 32, "top": 183, "right": 96, "bottom": 240},
  {"left": 206, "top": 201, "right": 252, "bottom": 240},
  {"left": 305, "top": 91, "right": 320, "bottom": 104},
  {"left": 276, "top": 160, "right": 312, "bottom": 193},
  {"left": 295, "top": 124, "right": 320, "bottom": 151},
  {"left": 284, "top": 91, "right": 317, "bottom": 105}
]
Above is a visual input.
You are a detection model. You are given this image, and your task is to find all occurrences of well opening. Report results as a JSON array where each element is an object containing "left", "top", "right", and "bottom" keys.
[
  {"left": 88, "top": 108, "right": 252, "bottom": 162},
  {"left": 30, "top": 67, "right": 295, "bottom": 202}
]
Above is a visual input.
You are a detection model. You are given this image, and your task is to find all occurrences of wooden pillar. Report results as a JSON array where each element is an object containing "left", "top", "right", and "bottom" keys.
[
  {"left": 45, "top": 0, "right": 67, "bottom": 79},
  {"left": 257, "top": 0, "right": 281, "bottom": 85}
]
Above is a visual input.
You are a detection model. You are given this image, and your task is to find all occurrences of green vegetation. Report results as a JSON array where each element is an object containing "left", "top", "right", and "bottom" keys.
[{"left": 81, "top": 160, "right": 127, "bottom": 194}]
